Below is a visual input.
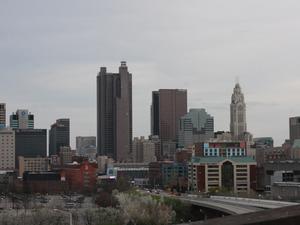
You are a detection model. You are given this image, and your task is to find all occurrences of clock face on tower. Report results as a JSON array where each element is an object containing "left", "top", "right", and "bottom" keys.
[{"left": 21, "top": 111, "right": 26, "bottom": 116}]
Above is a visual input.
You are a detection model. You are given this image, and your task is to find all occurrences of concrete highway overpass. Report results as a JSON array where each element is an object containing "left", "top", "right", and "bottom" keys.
[{"left": 181, "top": 204, "right": 300, "bottom": 225}]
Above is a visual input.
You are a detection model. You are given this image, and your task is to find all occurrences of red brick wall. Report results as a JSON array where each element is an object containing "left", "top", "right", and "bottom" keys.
[
  {"left": 250, "top": 165, "right": 257, "bottom": 190},
  {"left": 63, "top": 161, "right": 97, "bottom": 192},
  {"left": 197, "top": 165, "right": 206, "bottom": 192}
]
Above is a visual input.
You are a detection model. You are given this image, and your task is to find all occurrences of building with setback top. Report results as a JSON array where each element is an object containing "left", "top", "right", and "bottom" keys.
[
  {"left": 10, "top": 109, "right": 34, "bottom": 129},
  {"left": 230, "top": 83, "right": 247, "bottom": 140},
  {"left": 97, "top": 62, "right": 132, "bottom": 162}
]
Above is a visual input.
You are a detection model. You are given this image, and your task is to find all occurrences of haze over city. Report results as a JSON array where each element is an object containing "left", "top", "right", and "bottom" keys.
[{"left": 2, "top": 0, "right": 300, "bottom": 146}]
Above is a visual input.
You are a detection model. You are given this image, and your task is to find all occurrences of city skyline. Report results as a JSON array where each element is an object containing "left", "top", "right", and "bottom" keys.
[{"left": 2, "top": 1, "right": 300, "bottom": 147}]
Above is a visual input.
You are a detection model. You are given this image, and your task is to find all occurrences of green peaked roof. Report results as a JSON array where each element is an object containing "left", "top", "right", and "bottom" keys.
[{"left": 191, "top": 156, "right": 256, "bottom": 164}]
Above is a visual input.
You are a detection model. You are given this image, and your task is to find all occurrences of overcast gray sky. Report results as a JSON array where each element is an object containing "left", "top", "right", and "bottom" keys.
[{"left": 1, "top": 0, "right": 300, "bottom": 147}]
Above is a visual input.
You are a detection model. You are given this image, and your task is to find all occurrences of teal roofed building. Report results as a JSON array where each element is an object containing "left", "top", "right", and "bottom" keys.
[{"left": 188, "top": 156, "right": 257, "bottom": 194}]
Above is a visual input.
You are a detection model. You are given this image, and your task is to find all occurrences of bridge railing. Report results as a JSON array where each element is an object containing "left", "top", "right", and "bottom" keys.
[{"left": 210, "top": 195, "right": 299, "bottom": 207}]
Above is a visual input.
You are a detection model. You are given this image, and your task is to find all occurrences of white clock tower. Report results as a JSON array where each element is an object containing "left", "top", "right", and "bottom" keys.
[{"left": 230, "top": 83, "right": 247, "bottom": 140}]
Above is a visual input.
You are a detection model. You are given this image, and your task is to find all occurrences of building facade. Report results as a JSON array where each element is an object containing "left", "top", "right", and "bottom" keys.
[
  {"left": 18, "top": 156, "right": 50, "bottom": 177},
  {"left": 262, "top": 161, "right": 300, "bottom": 188},
  {"left": 59, "top": 146, "right": 76, "bottom": 165},
  {"left": 188, "top": 157, "right": 256, "bottom": 194},
  {"left": 49, "top": 118, "right": 70, "bottom": 156},
  {"left": 132, "top": 136, "right": 157, "bottom": 163},
  {"left": 10, "top": 109, "right": 34, "bottom": 129},
  {"left": 97, "top": 62, "right": 132, "bottom": 162},
  {"left": 15, "top": 129, "right": 47, "bottom": 165},
  {"left": 202, "top": 142, "right": 247, "bottom": 157},
  {"left": 61, "top": 160, "right": 98, "bottom": 193},
  {"left": 178, "top": 108, "right": 214, "bottom": 148},
  {"left": 151, "top": 89, "right": 187, "bottom": 143},
  {"left": 253, "top": 137, "right": 274, "bottom": 149},
  {"left": 76, "top": 136, "right": 96, "bottom": 156},
  {"left": 289, "top": 117, "right": 300, "bottom": 145},
  {"left": 0, "top": 103, "right": 6, "bottom": 128},
  {"left": 0, "top": 128, "right": 15, "bottom": 170},
  {"left": 230, "top": 83, "right": 247, "bottom": 140},
  {"left": 107, "top": 163, "right": 149, "bottom": 183}
]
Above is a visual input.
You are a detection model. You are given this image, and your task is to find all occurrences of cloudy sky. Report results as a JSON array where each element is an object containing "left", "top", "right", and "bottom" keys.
[{"left": 1, "top": 0, "right": 300, "bottom": 147}]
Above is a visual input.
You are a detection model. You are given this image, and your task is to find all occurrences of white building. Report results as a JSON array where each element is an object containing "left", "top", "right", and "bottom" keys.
[{"left": 10, "top": 109, "right": 34, "bottom": 129}]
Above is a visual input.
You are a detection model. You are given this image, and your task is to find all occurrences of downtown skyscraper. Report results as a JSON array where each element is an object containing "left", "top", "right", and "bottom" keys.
[
  {"left": 151, "top": 89, "right": 187, "bottom": 159},
  {"left": 0, "top": 103, "right": 6, "bottom": 128},
  {"left": 10, "top": 109, "right": 34, "bottom": 129},
  {"left": 289, "top": 117, "right": 300, "bottom": 145},
  {"left": 97, "top": 62, "right": 132, "bottom": 162},
  {"left": 230, "top": 83, "right": 247, "bottom": 140},
  {"left": 151, "top": 89, "right": 187, "bottom": 142},
  {"left": 49, "top": 118, "right": 70, "bottom": 156}
]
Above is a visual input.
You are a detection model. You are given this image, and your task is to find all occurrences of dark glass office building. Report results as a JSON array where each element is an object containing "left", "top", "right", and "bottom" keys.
[
  {"left": 49, "top": 119, "right": 70, "bottom": 156},
  {"left": 15, "top": 129, "right": 47, "bottom": 165}
]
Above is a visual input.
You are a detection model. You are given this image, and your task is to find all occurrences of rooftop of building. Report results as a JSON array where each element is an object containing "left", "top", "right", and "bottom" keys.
[{"left": 190, "top": 156, "right": 256, "bottom": 164}]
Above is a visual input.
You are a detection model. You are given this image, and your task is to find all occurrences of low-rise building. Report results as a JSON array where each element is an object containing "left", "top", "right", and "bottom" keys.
[
  {"left": 97, "top": 156, "right": 114, "bottom": 174},
  {"left": 107, "top": 163, "right": 149, "bottom": 183},
  {"left": 61, "top": 160, "right": 98, "bottom": 192},
  {"left": 18, "top": 156, "right": 50, "bottom": 177},
  {"left": 271, "top": 182, "right": 300, "bottom": 200},
  {"left": 59, "top": 146, "right": 76, "bottom": 165},
  {"left": 188, "top": 156, "right": 256, "bottom": 194},
  {"left": 262, "top": 160, "right": 300, "bottom": 188},
  {"left": 23, "top": 171, "right": 66, "bottom": 193},
  {"left": 0, "top": 171, "right": 16, "bottom": 193}
]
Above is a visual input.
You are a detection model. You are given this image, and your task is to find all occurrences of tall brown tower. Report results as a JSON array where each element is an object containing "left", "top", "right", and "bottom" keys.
[
  {"left": 97, "top": 62, "right": 132, "bottom": 162},
  {"left": 151, "top": 89, "right": 187, "bottom": 142}
]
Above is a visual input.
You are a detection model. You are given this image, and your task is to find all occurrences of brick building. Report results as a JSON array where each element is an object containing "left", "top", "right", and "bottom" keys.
[{"left": 61, "top": 160, "right": 98, "bottom": 193}]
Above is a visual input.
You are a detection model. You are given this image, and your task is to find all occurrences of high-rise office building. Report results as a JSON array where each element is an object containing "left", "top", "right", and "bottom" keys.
[
  {"left": 49, "top": 119, "right": 70, "bottom": 156},
  {"left": 151, "top": 89, "right": 187, "bottom": 142},
  {"left": 0, "top": 103, "right": 6, "bottom": 128},
  {"left": 15, "top": 129, "right": 47, "bottom": 166},
  {"left": 151, "top": 89, "right": 187, "bottom": 159},
  {"left": 230, "top": 83, "right": 247, "bottom": 140},
  {"left": 290, "top": 117, "right": 300, "bottom": 145},
  {"left": 178, "top": 108, "right": 214, "bottom": 148},
  {"left": 10, "top": 109, "right": 34, "bottom": 129},
  {"left": 0, "top": 128, "right": 15, "bottom": 170},
  {"left": 97, "top": 61, "right": 132, "bottom": 162}
]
